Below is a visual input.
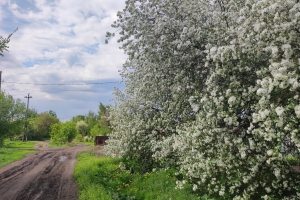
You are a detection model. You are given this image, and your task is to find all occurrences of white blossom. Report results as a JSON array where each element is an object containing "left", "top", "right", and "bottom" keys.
[
  {"left": 267, "top": 150, "right": 273, "bottom": 156},
  {"left": 295, "top": 105, "right": 300, "bottom": 118},
  {"left": 275, "top": 107, "right": 285, "bottom": 116},
  {"left": 228, "top": 96, "right": 237, "bottom": 106},
  {"left": 105, "top": 0, "right": 300, "bottom": 199}
]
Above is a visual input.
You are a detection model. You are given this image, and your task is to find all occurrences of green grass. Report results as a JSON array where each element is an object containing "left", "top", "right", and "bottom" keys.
[
  {"left": 3, "top": 140, "right": 36, "bottom": 148},
  {"left": 0, "top": 140, "right": 37, "bottom": 168},
  {"left": 74, "top": 152, "right": 201, "bottom": 200},
  {"left": 49, "top": 140, "right": 94, "bottom": 148}
]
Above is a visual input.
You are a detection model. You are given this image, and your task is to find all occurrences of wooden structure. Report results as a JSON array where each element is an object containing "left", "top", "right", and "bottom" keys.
[{"left": 94, "top": 136, "right": 109, "bottom": 146}]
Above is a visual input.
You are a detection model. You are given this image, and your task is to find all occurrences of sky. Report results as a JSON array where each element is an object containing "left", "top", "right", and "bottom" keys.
[{"left": 0, "top": 0, "right": 127, "bottom": 120}]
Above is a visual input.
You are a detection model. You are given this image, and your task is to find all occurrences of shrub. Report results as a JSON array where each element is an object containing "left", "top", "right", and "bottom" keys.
[{"left": 50, "top": 121, "right": 76, "bottom": 143}]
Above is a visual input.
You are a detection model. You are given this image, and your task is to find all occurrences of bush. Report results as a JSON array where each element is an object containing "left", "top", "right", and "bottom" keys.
[
  {"left": 50, "top": 121, "right": 76, "bottom": 143},
  {"left": 76, "top": 120, "right": 88, "bottom": 136}
]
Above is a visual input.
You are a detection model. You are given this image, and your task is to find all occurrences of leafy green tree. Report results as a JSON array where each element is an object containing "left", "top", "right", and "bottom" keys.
[
  {"left": 47, "top": 110, "right": 57, "bottom": 118},
  {"left": 50, "top": 121, "right": 76, "bottom": 143},
  {"left": 0, "top": 92, "right": 26, "bottom": 146},
  {"left": 76, "top": 120, "right": 88, "bottom": 136},
  {"left": 72, "top": 115, "right": 85, "bottom": 123},
  {"left": 98, "top": 102, "right": 111, "bottom": 127},
  {"left": 85, "top": 110, "right": 97, "bottom": 132},
  {"left": 27, "top": 108, "right": 38, "bottom": 118},
  {"left": 30, "top": 112, "right": 59, "bottom": 140}
]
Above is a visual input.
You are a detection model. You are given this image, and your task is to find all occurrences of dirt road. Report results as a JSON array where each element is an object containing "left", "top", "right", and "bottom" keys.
[{"left": 0, "top": 142, "right": 89, "bottom": 200}]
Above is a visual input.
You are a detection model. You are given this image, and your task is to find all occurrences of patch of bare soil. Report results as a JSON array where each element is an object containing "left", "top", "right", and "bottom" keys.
[{"left": 0, "top": 142, "right": 89, "bottom": 200}]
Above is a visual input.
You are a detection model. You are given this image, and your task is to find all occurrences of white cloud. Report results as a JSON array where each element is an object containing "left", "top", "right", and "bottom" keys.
[{"left": 0, "top": 0, "right": 126, "bottom": 119}]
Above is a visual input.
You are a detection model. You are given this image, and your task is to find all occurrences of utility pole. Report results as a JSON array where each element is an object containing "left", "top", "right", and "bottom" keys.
[{"left": 23, "top": 93, "right": 32, "bottom": 142}]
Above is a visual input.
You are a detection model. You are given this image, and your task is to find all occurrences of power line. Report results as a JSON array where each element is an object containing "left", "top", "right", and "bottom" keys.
[
  {"left": 7, "top": 89, "right": 109, "bottom": 92},
  {"left": 1, "top": 81, "right": 121, "bottom": 85}
]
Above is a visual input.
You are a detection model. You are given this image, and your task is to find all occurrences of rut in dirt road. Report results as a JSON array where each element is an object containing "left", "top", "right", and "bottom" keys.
[{"left": 0, "top": 145, "right": 89, "bottom": 200}]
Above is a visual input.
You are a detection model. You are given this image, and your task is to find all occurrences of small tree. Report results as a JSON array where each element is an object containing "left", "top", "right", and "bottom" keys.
[
  {"left": 98, "top": 102, "right": 110, "bottom": 127},
  {"left": 76, "top": 120, "right": 88, "bottom": 136},
  {"left": 85, "top": 110, "right": 97, "bottom": 132}
]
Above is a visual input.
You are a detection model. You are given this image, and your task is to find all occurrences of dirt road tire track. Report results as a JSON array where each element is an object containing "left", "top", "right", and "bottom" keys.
[{"left": 0, "top": 144, "right": 89, "bottom": 200}]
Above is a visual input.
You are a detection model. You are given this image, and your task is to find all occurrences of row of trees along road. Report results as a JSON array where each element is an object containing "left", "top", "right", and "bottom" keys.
[
  {"left": 0, "top": 90, "right": 111, "bottom": 144},
  {"left": 50, "top": 102, "right": 111, "bottom": 143},
  {"left": 0, "top": 92, "right": 60, "bottom": 143},
  {"left": 72, "top": 102, "right": 111, "bottom": 137},
  {"left": 0, "top": 92, "right": 26, "bottom": 146},
  {"left": 105, "top": 0, "right": 300, "bottom": 199}
]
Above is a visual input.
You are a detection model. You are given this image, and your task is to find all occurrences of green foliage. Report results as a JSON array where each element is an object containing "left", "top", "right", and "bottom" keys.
[
  {"left": 98, "top": 102, "right": 111, "bottom": 127},
  {"left": 26, "top": 108, "right": 38, "bottom": 118},
  {"left": 0, "top": 29, "right": 17, "bottom": 57},
  {"left": 75, "top": 133, "right": 84, "bottom": 142},
  {"left": 90, "top": 124, "right": 110, "bottom": 136},
  {"left": 47, "top": 110, "right": 57, "bottom": 118},
  {"left": 74, "top": 152, "right": 200, "bottom": 200},
  {"left": 285, "top": 155, "right": 300, "bottom": 166},
  {"left": 72, "top": 115, "right": 85, "bottom": 123},
  {"left": 76, "top": 120, "right": 89, "bottom": 136},
  {"left": 50, "top": 121, "right": 76, "bottom": 143},
  {"left": 85, "top": 110, "right": 98, "bottom": 132},
  {"left": 3, "top": 139, "right": 36, "bottom": 148},
  {"left": 0, "top": 92, "right": 26, "bottom": 146},
  {"left": 29, "top": 112, "right": 59, "bottom": 140},
  {"left": 71, "top": 103, "right": 111, "bottom": 137},
  {"left": 0, "top": 139, "right": 36, "bottom": 168}
]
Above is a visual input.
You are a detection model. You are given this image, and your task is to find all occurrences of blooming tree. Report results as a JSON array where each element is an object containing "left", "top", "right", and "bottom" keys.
[{"left": 106, "top": 0, "right": 300, "bottom": 198}]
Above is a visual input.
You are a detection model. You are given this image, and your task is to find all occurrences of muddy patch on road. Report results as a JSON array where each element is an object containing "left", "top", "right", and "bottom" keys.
[{"left": 0, "top": 144, "right": 89, "bottom": 200}]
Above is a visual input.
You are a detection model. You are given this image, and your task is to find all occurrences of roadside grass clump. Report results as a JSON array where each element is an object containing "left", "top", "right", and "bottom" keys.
[
  {"left": 121, "top": 169, "right": 200, "bottom": 200},
  {"left": 49, "top": 140, "right": 94, "bottom": 147},
  {"left": 3, "top": 140, "right": 36, "bottom": 148},
  {"left": 74, "top": 152, "right": 202, "bottom": 200},
  {"left": 0, "top": 139, "right": 37, "bottom": 168}
]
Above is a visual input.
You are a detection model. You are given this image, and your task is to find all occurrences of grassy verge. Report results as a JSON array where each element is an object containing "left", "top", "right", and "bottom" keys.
[
  {"left": 49, "top": 141, "right": 94, "bottom": 147},
  {"left": 0, "top": 140, "right": 37, "bottom": 168},
  {"left": 74, "top": 152, "right": 201, "bottom": 200}
]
